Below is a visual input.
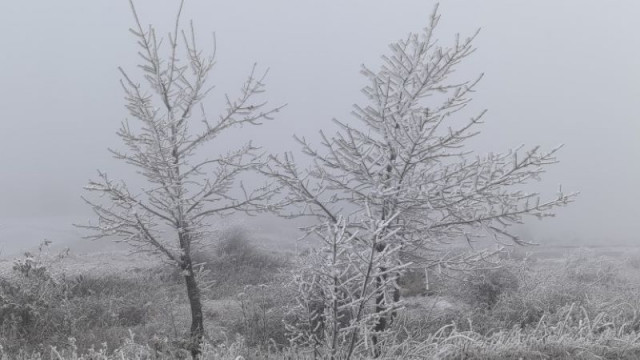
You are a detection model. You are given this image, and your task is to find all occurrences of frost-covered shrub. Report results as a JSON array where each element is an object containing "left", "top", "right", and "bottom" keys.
[
  {"left": 0, "top": 244, "right": 165, "bottom": 356},
  {"left": 564, "top": 251, "right": 620, "bottom": 285},
  {"left": 625, "top": 253, "right": 640, "bottom": 270},
  {"left": 455, "top": 266, "right": 520, "bottom": 310},
  {"left": 0, "top": 242, "right": 67, "bottom": 351},
  {"left": 188, "top": 228, "right": 288, "bottom": 299},
  {"left": 234, "top": 283, "right": 294, "bottom": 348},
  {"left": 285, "top": 220, "right": 408, "bottom": 359}
]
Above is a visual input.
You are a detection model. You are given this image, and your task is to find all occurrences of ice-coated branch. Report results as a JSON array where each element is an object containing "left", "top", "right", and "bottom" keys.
[
  {"left": 267, "top": 5, "right": 575, "bottom": 251},
  {"left": 81, "top": 1, "right": 282, "bottom": 263},
  {"left": 277, "top": 5, "right": 576, "bottom": 356},
  {"left": 78, "top": 2, "right": 284, "bottom": 355},
  {"left": 287, "top": 216, "right": 408, "bottom": 359}
]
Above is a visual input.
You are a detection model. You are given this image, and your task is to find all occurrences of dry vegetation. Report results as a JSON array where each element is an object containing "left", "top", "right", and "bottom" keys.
[{"left": 3, "top": 234, "right": 640, "bottom": 359}]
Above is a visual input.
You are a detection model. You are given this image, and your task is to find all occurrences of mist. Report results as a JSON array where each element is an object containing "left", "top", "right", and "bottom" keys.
[{"left": 1, "top": 1, "right": 639, "bottom": 254}]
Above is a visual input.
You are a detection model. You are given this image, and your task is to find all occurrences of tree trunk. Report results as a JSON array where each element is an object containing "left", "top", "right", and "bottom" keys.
[
  {"left": 183, "top": 256, "right": 204, "bottom": 359},
  {"left": 372, "top": 269, "right": 387, "bottom": 357},
  {"left": 371, "top": 242, "right": 387, "bottom": 358},
  {"left": 179, "top": 227, "right": 204, "bottom": 359},
  {"left": 371, "top": 243, "right": 401, "bottom": 358}
]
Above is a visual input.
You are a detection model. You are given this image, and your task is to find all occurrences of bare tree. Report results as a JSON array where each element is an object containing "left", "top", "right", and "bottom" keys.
[
  {"left": 79, "top": 1, "right": 282, "bottom": 356},
  {"left": 267, "top": 5, "right": 575, "bottom": 355}
]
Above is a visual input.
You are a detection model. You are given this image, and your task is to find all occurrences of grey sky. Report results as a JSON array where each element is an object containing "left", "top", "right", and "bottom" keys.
[{"left": 0, "top": 1, "right": 638, "bottom": 248}]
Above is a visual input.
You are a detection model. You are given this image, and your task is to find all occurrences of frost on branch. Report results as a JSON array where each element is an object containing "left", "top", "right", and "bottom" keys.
[
  {"left": 287, "top": 216, "right": 408, "bottom": 359},
  {"left": 269, "top": 5, "right": 575, "bottom": 356},
  {"left": 265, "top": 5, "right": 576, "bottom": 260},
  {"left": 77, "top": 1, "right": 283, "bottom": 355},
  {"left": 78, "top": 0, "right": 283, "bottom": 265}
]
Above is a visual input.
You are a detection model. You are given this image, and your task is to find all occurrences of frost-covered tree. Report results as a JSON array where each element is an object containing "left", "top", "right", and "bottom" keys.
[
  {"left": 79, "top": 1, "right": 281, "bottom": 356},
  {"left": 287, "top": 216, "right": 408, "bottom": 359},
  {"left": 267, "top": 5, "right": 575, "bottom": 353}
]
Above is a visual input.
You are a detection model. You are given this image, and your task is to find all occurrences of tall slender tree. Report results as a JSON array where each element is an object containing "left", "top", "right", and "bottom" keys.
[
  {"left": 267, "top": 5, "right": 575, "bottom": 355},
  {"left": 80, "top": 1, "right": 282, "bottom": 356}
]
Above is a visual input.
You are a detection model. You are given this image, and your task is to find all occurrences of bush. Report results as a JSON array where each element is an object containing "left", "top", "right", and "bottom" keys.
[
  {"left": 0, "top": 245, "right": 169, "bottom": 357},
  {"left": 454, "top": 266, "right": 520, "bottom": 310},
  {"left": 0, "top": 243, "right": 68, "bottom": 352},
  {"left": 564, "top": 251, "right": 620, "bottom": 285},
  {"left": 234, "top": 282, "right": 295, "bottom": 348},
  {"left": 189, "top": 227, "right": 288, "bottom": 299},
  {"left": 625, "top": 253, "right": 640, "bottom": 270}
]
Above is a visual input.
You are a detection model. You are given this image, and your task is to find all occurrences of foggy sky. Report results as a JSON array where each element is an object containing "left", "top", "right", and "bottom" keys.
[{"left": 0, "top": 1, "right": 639, "bottom": 248}]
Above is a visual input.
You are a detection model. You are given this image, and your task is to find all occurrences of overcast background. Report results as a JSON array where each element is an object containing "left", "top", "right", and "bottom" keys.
[{"left": 0, "top": 1, "right": 638, "bottom": 254}]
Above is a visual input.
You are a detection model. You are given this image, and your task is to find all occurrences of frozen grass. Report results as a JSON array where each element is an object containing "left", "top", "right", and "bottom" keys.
[
  {"left": 0, "top": 233, "right": 291, "bottom": 357},
  {"left": 4, "top": 241, "right": 640, "bottom": 359},
  {"left": 6, "top": 320, "right": 640, "bottom": 360}
]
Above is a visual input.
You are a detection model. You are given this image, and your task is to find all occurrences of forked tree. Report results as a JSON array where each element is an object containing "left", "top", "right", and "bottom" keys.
[
  {"left": 267, "top": 6, "right": 575, "bottom": 357},
  {"left": 80, "top": 1, "right": 281, "bottom": 356}
]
